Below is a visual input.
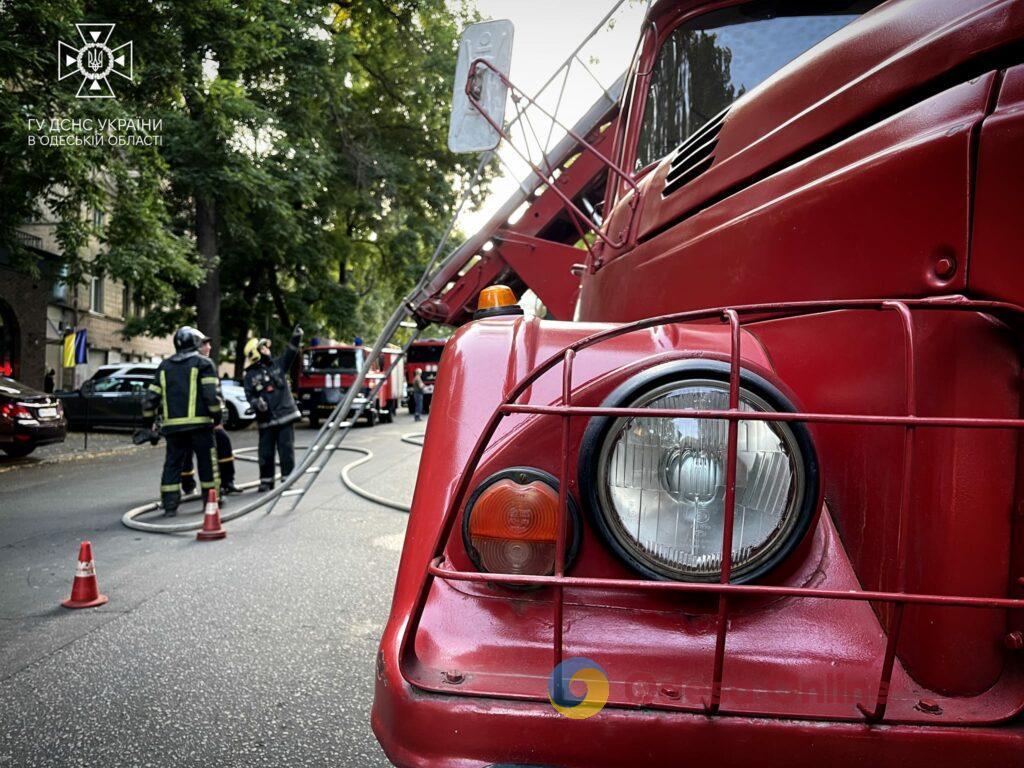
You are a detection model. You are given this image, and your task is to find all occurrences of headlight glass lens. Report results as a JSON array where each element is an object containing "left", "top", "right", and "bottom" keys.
[{"left": 596, "top": 379, "right": 806, "bottom": 582}]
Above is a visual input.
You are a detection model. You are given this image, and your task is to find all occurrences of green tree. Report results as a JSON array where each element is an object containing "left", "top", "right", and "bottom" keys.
[
  {"left": 2, "top": 0, "right": 488, "bottom": 371},
  {"left": 0, "top": 1, "right": 195, "bottom": 295}
]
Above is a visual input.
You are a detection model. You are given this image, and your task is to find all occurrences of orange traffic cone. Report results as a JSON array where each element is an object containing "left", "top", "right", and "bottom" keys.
[
  {"left": 61, "top": 541, "right": 109, "bottom": 609},
  {"left": 197, "top": 489, "right": 226, "bottom": 541}
]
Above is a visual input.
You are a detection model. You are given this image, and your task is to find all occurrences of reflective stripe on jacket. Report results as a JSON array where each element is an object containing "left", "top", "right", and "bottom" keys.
[{"left": 144, "top": 352, "right": 222, "bottom": 434}]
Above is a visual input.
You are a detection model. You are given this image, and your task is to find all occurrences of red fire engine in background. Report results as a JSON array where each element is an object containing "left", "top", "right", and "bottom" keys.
[
  {"left": 373, "top": 1, "right": 1024, "bottom": 766},
  {"left": 297, "top": 343, "right": 403, "bottom": 428},
  {"left": 403, "top": 339, "right": 446, "bottom": 414}
]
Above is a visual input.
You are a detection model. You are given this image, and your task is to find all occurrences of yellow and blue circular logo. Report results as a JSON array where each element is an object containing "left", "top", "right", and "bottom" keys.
[{"left": 547, "top": 657, "right": 609, "bottom": 719}]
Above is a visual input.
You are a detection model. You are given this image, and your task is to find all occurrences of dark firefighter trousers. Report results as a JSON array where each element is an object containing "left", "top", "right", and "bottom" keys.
[
  {"left": 181, "top": 428, "right": 235, "bottom": 489},
  {"left": 161, "top": 429, "right": 218, "bottom": 511},
  {"left": 258, "top": 423, "right": 295, "bottom": 487}
]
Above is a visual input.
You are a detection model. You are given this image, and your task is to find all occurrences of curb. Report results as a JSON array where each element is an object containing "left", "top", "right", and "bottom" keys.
[{"left": 0, "top": 443, "right": 148, "bottom": 474}]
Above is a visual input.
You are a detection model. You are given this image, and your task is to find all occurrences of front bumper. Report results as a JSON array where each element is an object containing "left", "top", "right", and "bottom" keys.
[
  {"left": 299, "top": 392, "right": 372, "bottom": 418},
  {"left": 372, "top": 661, "right": 1024, "bottom": 768}
]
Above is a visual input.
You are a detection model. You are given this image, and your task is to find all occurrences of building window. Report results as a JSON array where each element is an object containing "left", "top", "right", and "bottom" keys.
[
  {"left": 92, "top": 208, "right": 106, "bottom": 230},
  {"left": 121, "top": 284, "right": 131, "bottom": 318},
  {"left": 89, "top": 276, "right": 104, "bottom": 313},
  {"left": 52, "top": 265, "right": 69, "bottom": 302}
]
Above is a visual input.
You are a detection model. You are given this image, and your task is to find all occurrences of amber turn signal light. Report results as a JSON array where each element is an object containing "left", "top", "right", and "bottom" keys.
[{"left": 463, "top": 470, "right": 578, "bottom": 578}]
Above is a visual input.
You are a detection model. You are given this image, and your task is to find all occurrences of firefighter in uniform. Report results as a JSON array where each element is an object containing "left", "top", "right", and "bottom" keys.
[
  {"left": 243, "top": 325, "right": 302, "bottom": 492},
  {"left": 143, "top": 326, "right": 223, "bottom": 516},
  {"left": 181, "top": 336, "right": 241, "bottom": 496}
]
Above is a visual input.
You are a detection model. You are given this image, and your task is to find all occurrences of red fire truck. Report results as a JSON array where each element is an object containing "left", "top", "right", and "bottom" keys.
[
  {"left": 403, "top": 339, "right": 446, "bottom": 414},
  {"left": 297, "top": 343, "right": 401, "bottom": 427},
  {"left": 373, "top": 1, "right": 1024, "bottom": 766}
]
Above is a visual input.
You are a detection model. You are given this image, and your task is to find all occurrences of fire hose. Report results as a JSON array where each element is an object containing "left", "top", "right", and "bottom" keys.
[
  {"left": 120, "top": 150, "right": 487, "bottom": 535},
  {"left": 336, "top": 432, "right": 425, "bottom": 512},
  {"left": 121, "top": 427, "right": 426, "bottom": 527}
]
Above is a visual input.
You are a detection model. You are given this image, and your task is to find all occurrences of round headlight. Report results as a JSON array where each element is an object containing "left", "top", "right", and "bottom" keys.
[{"left": 580, "top": 362, "right": 818, "bottom": 584}]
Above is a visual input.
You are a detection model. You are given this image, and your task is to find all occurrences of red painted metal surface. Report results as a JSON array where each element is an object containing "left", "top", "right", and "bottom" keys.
[
  {"left": 971, "top": 63, "right": 1024, "bottom": 306},
  {"left": 615, "top": 0, "right": 1024, "bottom": 251},
  {"left": 375, "top": 1, "right": 1024, "bottom": 765},
  {"left": 374, "top": 300, "right": 1024, "bottom": 767},
  {"left": 581, "top": 74, "right": 993, "bottom": 320}
]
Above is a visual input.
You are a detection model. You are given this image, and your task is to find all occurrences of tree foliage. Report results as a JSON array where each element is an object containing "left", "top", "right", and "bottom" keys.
[{"left": 1, "top": 0, "right": 488, "bottom": 372}]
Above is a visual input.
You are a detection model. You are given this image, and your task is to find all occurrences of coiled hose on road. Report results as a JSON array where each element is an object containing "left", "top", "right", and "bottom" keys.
[
  {"left": 121, "top": 431, "right": 426, "bottom": 529},
  {"left": 120, "top": 153, "right": 487, "bottom": 536}
]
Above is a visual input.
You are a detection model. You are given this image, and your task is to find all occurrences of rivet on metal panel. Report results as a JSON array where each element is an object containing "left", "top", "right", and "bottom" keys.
[
  {"left": 1005, "top": 631, "right": 1024, "bottom": 651},
  {"left": 915, "top": 698, "right": 942, "bottom": 715},
  {"left": 660, "top": 686, "right": 681, "bottom": 700},
  {"left": 934, "top": 256, "right": 956, "bottom": 279},
  {"left": 443, "top": 669, "right": 465, "bottom": 685}
]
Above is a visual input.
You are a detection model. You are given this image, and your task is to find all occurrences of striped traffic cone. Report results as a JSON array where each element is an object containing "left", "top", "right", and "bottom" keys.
[
  {"left": 61, "top": 541, "right": 109, "bottom": 609},
  {"left": 197, "top": 489, "right": 227, "bottom": 541}
]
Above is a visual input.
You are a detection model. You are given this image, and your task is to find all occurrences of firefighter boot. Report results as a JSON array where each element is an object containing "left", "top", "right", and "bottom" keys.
[{"left": 161, "top": 490, "right": 181, "bottom": 517}]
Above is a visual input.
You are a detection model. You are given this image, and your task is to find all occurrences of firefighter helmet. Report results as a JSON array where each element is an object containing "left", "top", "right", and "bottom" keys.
[
  {"left": 173, "top": 326, "right": 210, "bottom": 354},
  {"left": 244, "top": 336, "right": 270, "bottom": 364}
]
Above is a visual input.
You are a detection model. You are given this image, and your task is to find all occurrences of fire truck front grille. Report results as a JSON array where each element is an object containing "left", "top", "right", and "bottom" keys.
[{"left": 402, "top": 296, "right": 1024, "bottom": 726}]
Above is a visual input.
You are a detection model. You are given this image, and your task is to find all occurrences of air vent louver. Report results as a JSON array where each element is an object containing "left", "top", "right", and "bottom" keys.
[{"left": 662, "top": 106, "right": 730, "bottom": 197}]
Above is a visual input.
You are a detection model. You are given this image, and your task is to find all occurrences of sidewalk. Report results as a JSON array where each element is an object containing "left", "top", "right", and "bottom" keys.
[{"left": 0, "top": 430, "right": 144, "bottom": 473}]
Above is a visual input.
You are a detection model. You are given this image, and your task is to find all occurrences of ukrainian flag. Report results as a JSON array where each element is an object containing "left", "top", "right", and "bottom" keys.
[
  {"left": 62, "top": 332, "right": 75, "bottom": 368},
  {"left": 63, "top": 329, "right": 88, "bottom": 367}
]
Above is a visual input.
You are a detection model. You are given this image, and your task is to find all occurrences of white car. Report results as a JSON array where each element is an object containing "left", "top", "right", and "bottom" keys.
[{"left": 220, "top": 380, "right": 256, "bottom": 429}]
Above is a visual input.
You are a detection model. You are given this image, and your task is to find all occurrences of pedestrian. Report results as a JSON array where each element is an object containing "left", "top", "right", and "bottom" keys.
[
  {"left": 243, "top": 325, "right": 303, "bottom": 492},
  {"left": 143, "top": 326, "right": 223, "bottom": 516},
  {"left": 43, "top": 368, "right": 55, "bottom": 393},
  {"left": 412, "top": 369, "right": 426, "bottom": 422},
  {"left": 181, "top": 336, "right": 241, "bottom": 497}
]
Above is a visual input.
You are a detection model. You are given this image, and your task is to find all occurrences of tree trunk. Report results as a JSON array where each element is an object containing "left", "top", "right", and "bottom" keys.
[
  {"left": 195, "top": 193, "right": 221, "bottom": 363},
  {"left": 233, "top": 270, "right": 263, "bottom": 380},
  {"left": 233, "top": 324, "right": 248, "bottom": 381},
  {"left": 270, "top": 282, "right": 292, "bottom": 330}
]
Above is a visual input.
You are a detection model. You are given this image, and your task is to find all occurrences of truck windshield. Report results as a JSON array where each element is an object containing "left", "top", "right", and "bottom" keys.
[
  {"left": 634, "top": 1, "right": 877, "bottom": 170},
  {"left": 306, "top": 349, "right": 358, "bottom": 372},
  {"left": 407, "top": 345, "right": 444, "bottom": 364}
]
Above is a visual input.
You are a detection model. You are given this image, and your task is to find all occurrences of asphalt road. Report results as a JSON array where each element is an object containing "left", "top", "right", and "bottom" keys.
[{"left": 0, "top": 415, "right": 425, "bottom": 767}]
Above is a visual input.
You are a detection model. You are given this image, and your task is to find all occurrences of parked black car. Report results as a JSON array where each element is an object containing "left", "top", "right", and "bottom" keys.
[
  {"left": 57, "top": 374, "right": 152, "bottom": 430},
  {"left": 0, "top": 376, "right": 67, "bottom": 457}
]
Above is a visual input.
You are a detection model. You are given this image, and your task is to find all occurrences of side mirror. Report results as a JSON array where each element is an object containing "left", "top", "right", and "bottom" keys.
[
  {"left": 81, "top": 380, "right": 95, "bottom": 394},
  {"left": 448, "top": 19, "right": 514, "bottom": 153}
]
